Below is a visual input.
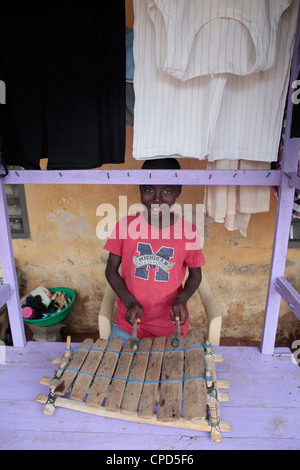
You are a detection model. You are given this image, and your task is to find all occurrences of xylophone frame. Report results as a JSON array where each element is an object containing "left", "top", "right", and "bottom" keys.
[{"left": 36, "top": 330, "right": 231, "bottom": 443}]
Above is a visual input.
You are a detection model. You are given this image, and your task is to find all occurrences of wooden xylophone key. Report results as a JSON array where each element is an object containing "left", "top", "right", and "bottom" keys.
[
  {"left": 157, "top": 332, "right": 184, "bottom": 422},
  {"left": 184, "top": 328, "right": 207, "bottom": 420},
  {"left": 54, "top": 338, "right": 94, "bottom": 396},
  {"left": 121, "top": 337, "right": 152, "bottom": 415},
  {"left": 70, "top": 338, "right": 108, "bottom": 401},
  {"left": 105, "top": 338, "right": 135, "bottom": 412},
  {"left": 86, "top": 337, "right": 123, "bottom": 407},
  {"left": 138, "top": 336, "right": 165, "bottom": 419}
]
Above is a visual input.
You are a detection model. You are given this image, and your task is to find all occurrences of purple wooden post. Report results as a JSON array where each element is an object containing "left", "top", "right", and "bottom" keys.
[
  {"left": 275, "top": 277, "right": 300, "bottom": 320},
  {"left": 0, "top": 179, "right": 26, "bottom": 347},
  {"left": 261, "top": 13, "right": 300, "bottom": 354}
]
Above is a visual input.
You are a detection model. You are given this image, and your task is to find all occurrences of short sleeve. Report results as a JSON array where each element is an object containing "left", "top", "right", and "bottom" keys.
[
  {"left": 183, "top": 222, "right": 206, "bottom": 268},
  {"left": 103, "top": 219, "right": 125, "bottom": 256},
  {"left": 185, "top": 247, "right": 206, "bottom": 268}
]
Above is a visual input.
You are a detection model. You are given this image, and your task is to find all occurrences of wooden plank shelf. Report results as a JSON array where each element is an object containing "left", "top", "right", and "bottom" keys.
[{"left": 1, "top": 341, "right": 300, "bottom": 450}]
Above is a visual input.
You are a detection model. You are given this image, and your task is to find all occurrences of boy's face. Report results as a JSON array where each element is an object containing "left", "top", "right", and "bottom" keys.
[{"left": 140, "top": 184, "right": 181, "bottom": 221}]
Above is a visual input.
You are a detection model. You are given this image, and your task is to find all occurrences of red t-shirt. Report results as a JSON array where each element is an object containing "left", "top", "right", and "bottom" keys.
[{"left": 104, "top": 213, "right": 205, "bottom": 339}]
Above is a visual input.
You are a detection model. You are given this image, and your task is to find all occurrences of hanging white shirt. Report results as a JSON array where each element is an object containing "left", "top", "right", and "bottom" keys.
[
  {"left": 209, "top": 0, "right": 299, "bottom": 163},
  {"left": 146, "top": 0, "right": 292, "bottom": 80},
  {"left": 133, "top": 0, "right": 227, "bottom": 161}
]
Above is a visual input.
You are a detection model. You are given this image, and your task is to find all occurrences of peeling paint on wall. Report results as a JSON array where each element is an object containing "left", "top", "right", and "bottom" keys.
[
  {"left": 47, "top": 210, "right": 94, "bottom": 240},
  {"left": 223, "top": 263, "right": 270, "bottom": 276}
]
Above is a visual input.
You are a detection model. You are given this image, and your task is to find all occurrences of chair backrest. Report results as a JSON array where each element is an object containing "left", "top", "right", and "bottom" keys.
[{"left": 98, "top": 269, "right": 222, "bottom": 345}]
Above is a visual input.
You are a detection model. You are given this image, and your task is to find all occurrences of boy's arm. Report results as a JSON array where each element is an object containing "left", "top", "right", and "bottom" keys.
[
  {"left": 105, "top": 252, "right": 143, "bottom": 325},
  {"left": 170, "top": 267, "right": 202, "bottom": 324}
]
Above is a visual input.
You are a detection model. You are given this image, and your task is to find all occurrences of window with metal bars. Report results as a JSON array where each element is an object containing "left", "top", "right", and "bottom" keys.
[
  {"left": 289, "top": 217, "right": 300, "bottom": 248},
  {"left": 5, "top": 183, "right": 30, "bottom": 239}
]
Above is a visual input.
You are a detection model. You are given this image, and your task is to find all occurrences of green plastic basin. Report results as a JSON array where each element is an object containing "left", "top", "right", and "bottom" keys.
[{"left": 23, "top": 287, "right": 75, "bottom": 326}]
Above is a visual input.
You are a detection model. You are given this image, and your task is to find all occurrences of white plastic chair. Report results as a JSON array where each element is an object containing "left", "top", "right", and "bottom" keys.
[{"left": 98, "top": 270, "right": 222, "bottom": 346}]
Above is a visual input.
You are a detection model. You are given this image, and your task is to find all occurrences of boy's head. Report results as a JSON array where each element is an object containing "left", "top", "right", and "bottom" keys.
[
  {"left": 141, "top": 158, "right": 181, "bottom": 172},
  {"left": 140, "top": 158, "right": 182, "bottom": 223}
]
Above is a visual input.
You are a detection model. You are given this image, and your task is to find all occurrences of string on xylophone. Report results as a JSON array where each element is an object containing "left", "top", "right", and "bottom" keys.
[
  {"left": 60, "top": 368, "right": 213, "bottom": 385},
  {"left": 64, "top": 343, "right": 212, "bottom": 354},
  {"left": 58, "top": 343, "right": 214, "bottom": 385}
]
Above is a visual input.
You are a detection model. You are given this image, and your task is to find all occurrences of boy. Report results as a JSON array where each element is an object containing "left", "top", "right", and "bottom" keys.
[{"left": 104, "top": 158, "right": 205, "bottom": 341}]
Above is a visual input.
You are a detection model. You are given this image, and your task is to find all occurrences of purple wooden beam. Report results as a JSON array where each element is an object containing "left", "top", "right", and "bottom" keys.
[
  {"left": 261, "top": 8, "right": 300, "bottom": 355},
  {"left": 260, "top": 169, "right": 298, "bottom": 355},
  {"left": 0, "top": 284, "right": 10, "bottom": 309},
  {"left": 287, "top": 171, "right": 300, "bottom": 190},
  {"left": 2, "top": 168, "right": 280, "bottom": 186},
  {"left": 0, "top": 180, "right": 26, "bottom": 347},
  {"left": 275, "top": 277, "right": 300, "bottom": 321}
]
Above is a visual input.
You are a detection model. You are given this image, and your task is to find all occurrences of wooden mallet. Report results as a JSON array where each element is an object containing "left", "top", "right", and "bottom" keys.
[
  {"left": 130, "top": 318, "right": 139, "bottom": 351},
  {"left": 171, "top": 318, "right": 180, "bottom": 348}
]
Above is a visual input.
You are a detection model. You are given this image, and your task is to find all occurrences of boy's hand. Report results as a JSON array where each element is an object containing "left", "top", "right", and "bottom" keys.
[
  {"left": 170, "top": 298, "right": 188, "bottom": 325},
  {"left": 125, "top": 301, "right": 143, "bottom": 325}
]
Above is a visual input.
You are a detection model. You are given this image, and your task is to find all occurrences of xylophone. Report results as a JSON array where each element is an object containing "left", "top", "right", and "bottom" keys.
[{"left": 36, "top": 328, "right": 231, "bottom": 443}]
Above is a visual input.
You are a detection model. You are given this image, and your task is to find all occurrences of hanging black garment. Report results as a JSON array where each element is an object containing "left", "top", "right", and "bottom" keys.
[{"left": 0, "top": 1, "right": 125, "bottom": 170}]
